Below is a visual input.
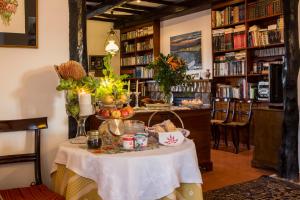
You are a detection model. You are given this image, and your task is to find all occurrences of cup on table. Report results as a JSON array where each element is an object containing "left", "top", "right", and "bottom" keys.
[{"left": 134, "top": 133, "right": 148, "bottom": 149}]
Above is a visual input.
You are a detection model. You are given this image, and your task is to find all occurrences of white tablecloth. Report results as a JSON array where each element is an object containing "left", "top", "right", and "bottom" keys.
[{"left": 52, "top": 139, "right": 202, "bottom": 200}]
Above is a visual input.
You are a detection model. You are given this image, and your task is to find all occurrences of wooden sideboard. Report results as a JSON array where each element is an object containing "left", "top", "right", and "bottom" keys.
[
  {"left": 251, "top": 107, "right": 283, "bottom": 171},
  {"left": 89, "top": 108, "right": 213, "bottom": 171}
]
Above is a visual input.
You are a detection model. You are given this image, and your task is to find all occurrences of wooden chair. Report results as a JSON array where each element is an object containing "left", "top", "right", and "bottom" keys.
[
  {"left": 0, "top": 117, "right": 64, "bottom": 200},
  {"left": 222, "top": 100, "right": 253, "bottom": 154},
  {"left": 210, "top": 98, "right": 231, "bottom": 148}
]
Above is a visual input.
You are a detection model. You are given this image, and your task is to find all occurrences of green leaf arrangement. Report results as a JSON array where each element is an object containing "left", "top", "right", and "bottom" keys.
[{"left": 147, "top": 53, "right": 192, "bottom": 100}]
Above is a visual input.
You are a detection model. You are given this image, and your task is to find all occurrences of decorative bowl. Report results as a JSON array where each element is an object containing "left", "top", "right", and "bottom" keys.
[
  {"left": 158, "top": 131, "right": 185, "bottom": 146},
  {"left": 95, "top": 104, "right": 135, "bottom": 120}
]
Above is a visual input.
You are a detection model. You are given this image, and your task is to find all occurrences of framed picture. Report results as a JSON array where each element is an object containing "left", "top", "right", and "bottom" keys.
[
  {"left": 88, "top": 55, "right": 105, "bottom": 77},
  {"left": 0, "top": 0, "right": 38, "bottom": 48},
  {"left": 170, "top": 31, "right": 202, "bottom": 79}
]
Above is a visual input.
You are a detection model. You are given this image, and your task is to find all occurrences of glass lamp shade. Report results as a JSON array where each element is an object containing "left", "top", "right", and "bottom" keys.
[{"left": 105, "top": 40, "right": 119, "bottom": 55}]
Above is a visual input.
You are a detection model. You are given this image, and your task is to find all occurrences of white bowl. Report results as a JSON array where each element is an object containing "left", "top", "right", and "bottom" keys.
[{"left": 158, "top": 131, "right": 185, "bottom": 146}]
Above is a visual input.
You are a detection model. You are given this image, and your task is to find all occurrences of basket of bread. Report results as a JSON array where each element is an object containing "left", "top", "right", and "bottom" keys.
[{"left": 146, "top": 111, "right": 190, "bottom": 146}]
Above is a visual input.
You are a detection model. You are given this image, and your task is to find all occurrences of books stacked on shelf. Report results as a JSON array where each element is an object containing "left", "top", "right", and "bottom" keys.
[
  {"left": 248, "top": 18, "right": 284, "bottom": 47},
  {"left": 121, "top": 69, "right": 135, "bottom": 77},
  {"left": 137, "top": 53, "right": 153, "bottom": 65},
  {"left": 248, "top": 0, "right": 282, "bottom": 20},
  {"left": 251, "top": 60, "right": 283, "bottom": 75},
  {"left": 121, "top": 26, "right": 154, "bottom": 41},
  {"left": 213, "top": 51, "right": 246, "bottom": 76},
  {"left": 137, "top": 38, "right": 153, "bottom": 51},
  {"left": 122, "top": 42, "right": 135, "bottom": 53},
  {"left": 121, "top": 56, "right": 136, "bottom": 66},
  {"left": 213, "top": 25, "right": 246, "bottom": 52},
  {"left": 233, "top": 25, "right": 246, "bottom": 49},
  {"left": 216, "top": 80, "right": 247, "bottom": 99},
  {"left": 248, "top": 83, "right": 258, "bottom": 100},
  {"left": 135, "top": 67, "right": 153, "bottom": 79},
  {"left": 136, "top": 26, "right": 154, "bottom": 37},
  {"left": 121, "top": 31, "right": 137, "bottom": 41},
  {"left": 253, "top": 47, "right": 285, "bottom": 57},
  {"left": 212, "top": 4, "right": 245, "bottom": 28}
]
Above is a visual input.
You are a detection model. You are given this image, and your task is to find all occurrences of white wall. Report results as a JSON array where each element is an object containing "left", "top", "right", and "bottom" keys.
[
  {"left": 160, "top": 9, "right": 212, "bottom": 78},
  {"left": 87, "top": 20, "right": 120, "bottom": 74},
  {"left": 0, "top": 0, "right": 69, "bottom": 189}
]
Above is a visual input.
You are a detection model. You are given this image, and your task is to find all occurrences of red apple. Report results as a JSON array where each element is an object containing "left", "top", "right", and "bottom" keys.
[
  {"left": 101, "top": 109, "right": 110, "bottom": 118},
  {"left": 124, "top": 106, "right": 134, "bottom": 115},
  {"left": 120, "top": 109, "right": 129, "bottom": 118}
]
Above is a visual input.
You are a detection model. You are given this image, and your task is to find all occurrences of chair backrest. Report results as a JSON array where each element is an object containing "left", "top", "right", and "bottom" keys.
[
  {"left": 232, "top": 100, "right": 253, "bottom": 124},
  {"left": 0, "top": 117, "right": 48, "bottom": 185},
  {"left": 211, "top": 98, "right": 231, "bottom": 122}
]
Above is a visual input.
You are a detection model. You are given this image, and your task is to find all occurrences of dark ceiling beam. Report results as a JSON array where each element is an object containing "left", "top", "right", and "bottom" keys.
[
  {"left": 99, "top": 13, "right": 134, "bottom": 19},
  {"left": 87, "top": 0, "right": 127, "bottom": 19},
  {"left": 115, "top": 0, "right": 211, "bottom": 29},
  {"left": 120, "top": 3, "right": 156, "bottom": 11},
  {"left": 141, "top": 0, "right": 178, "bottom": 6},
  {"left": 112, "top": 7, "right": 145, "bottom": 14},
  {"left": 88, "top": 17, "right": 117, "bottom": 22}
]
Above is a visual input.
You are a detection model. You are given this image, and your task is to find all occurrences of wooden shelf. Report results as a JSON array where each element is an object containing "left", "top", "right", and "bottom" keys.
[
  {"left": 121, "top": 34, "right": 154, "bottom": 43},
  {"left": 247, "top": 43, "right": 284, "bottom": 50},
  {"left": 213, "top": 47, "right": 246, "bottom": 54},
  {"left": 122, "top": 51, "right": 135, "bottom": 56},
  {"left": 121, "top": 63, "right": 150, "bottom": 68},
  {"left": 212, "top": 0, "right": 245, "bottom": 10},
  {"left": 247, "top": 13, "right": 283, "bottom": 23},
  {"left": 136, "top": 49, "right": 153, "bottom": 54},
  {"left": 212, "top": 21, "right": 245, "bottom": 30},
  {"left": 213, "top": 75, "right": 246, "bottom": 78},
  {"left": 247, "top": 73, "right": 269, "bottom": 77}
]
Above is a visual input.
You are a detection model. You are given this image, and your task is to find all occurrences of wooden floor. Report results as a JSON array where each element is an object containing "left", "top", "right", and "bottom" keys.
[{"left": 202, "top": 147, "right": 274, "bottom": 192}]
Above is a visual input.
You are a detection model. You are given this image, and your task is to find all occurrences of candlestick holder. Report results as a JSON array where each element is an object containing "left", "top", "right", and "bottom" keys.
[{"left": 132, "top": 92, "right": 141, "bottom": 109}]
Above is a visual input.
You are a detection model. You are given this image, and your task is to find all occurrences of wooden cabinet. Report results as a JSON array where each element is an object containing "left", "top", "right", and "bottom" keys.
[
  {"left": 89, "top": 109, "right": 213, "bottom": 171},
  {"left": 251, "top": 108, "right": 283, "bottom": 170}
]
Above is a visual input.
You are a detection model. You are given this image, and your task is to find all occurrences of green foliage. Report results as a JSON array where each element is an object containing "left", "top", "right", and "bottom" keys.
[
  {"left": 95, "top": 55, "right": 128, "bottom": 101},
  {"left": 147, "top": 53, "right": 192, "bottom": 96}
]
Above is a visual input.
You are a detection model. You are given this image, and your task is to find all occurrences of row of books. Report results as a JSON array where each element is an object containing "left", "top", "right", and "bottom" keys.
[
  {"left": 121, "top": 67, "right": 154, "bottom": 79},
  {"left": 137, "top": 39, "right": 153, "bottom": 51},
  {"left": 212, "top": 4, "right": 245, "bottom": 28},
  {"left": 122, "top": 42, "right": 135, "bottom": 54},
  {"left": 248, "top": 0, "right": 282, "bottom": 20},
  {"left": 216, "top": 80, "right": 247, "bottom": 99},
  {"left": 121, "top": 56, "right": 136, "bottom": 66},
  {"left": 213, "top": 25, "right": 246, "bottom": 52},
  {"left": 248, "top": 21, "right": 284, "bottom": 47},
  {"left": 121, "top": 26, "right": 154, "bottom": 41},
  {"left": 213, "top": 51, "right": 246, "bottom": 77},
  {"left": 136, "top": 54, "right": 153, "bottom": 65},
  {"left": 252, "top": 60, "right": 283, "bottom": 74},
  {"left": 253, "top": 47, "right": 285, "bottom": 57}
]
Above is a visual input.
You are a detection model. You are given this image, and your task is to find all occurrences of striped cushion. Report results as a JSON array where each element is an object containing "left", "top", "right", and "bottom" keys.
[{"left": 0, "top": 184, "right": 64, "bottom": 200}]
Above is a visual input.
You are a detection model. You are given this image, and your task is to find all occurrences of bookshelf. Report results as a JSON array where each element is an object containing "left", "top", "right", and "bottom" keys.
[
  {"left": 211, "top": 0, "right": 285, "bottom": 101},
  {"left": 120, "top": 21, "right": 160, "bottom": 80}
]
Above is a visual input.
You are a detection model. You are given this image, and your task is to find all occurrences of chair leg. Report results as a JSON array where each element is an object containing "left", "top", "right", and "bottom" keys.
[
  {"left": 235, "top": 128, "right": 240, "bottom": 154},
  {"left": 246, "top": 125, "right": 250, "bottom": 150},
  {"left": 224, "top": 127, "right": 228, "bottom": 147},
  {"left": 216, "top": 125, "right": 221, "bottom": 149},
  {"left": 231, "top": 128, "right": 237, "bottom": 151},
  {"left": 211, "top": 124, "right": 217, "bottom": 149}
]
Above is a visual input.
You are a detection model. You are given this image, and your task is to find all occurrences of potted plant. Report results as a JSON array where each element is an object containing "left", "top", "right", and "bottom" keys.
[{"left": 147, "top": 54, "right": 192, "bottom": 103}]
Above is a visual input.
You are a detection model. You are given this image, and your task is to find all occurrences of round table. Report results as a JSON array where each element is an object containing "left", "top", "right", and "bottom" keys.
[{"left": 51, "top": 139, "right": 203, "bottom": 200}]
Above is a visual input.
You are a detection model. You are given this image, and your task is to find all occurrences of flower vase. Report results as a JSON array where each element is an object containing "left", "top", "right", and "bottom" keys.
[{"left": 164, "top": 92, "right": 173, "bottom": 105}]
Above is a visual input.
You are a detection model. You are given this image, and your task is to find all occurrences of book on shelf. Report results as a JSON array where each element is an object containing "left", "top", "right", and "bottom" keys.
[
  {"left": 136, "top": 38, "right": 153, "bottom": 51},
  {"left": 213, "top": 25, "right": 246, "bottom": 52},
  {"left": 253, "top": 47, "right": 285, "bottom": 57},
  {"left": 248, "top": 17, "right": 284, "bottom": 47},
  {"left": 121, "top": 56, "right": 136, "bottom": 66},
  {"left": 248, "top": 0, "right": 282, "bottom": 20},
  {"left": 136, "top": 53, "right": 153, "bottom": 65},
  {"left": 121, "top": 26, "right": 154, "bottom": 41},
  {"left": 216, "top": 79, "right": 247, "bottom": 99},
  {"left": 122, "top": 42, "right": 136, "bottom": 53},
  {"left": 213, "top": 51, "right": 246, "bottom": 77},
  {"left": 135, "top": 67, "right": 153, "bottom": 79},
  {"left": 248, "top": 83, "right": 258, "bottom": 100},
  {"left": 212, "top": 4, "right": 245, "bottom": 28},
  {"left": 251, "top": 59, "right": 283, "bottom": 75}
]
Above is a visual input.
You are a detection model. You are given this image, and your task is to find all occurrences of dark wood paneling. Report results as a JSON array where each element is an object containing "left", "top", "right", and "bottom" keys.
[{"left": 89, "top": 109, "right": 213, "bottom": 171}]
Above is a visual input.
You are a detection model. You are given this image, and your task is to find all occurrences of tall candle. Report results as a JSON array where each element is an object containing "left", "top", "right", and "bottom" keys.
[
  {"left": 136, "top": 80, "right": 139, "bottom": 93},
  {"left": 78, "top": 90, "right": 93, "bottom": 116}
]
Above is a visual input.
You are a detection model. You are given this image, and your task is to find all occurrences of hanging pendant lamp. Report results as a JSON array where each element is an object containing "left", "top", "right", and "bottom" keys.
[{"left": 105, "top": 28, "right": 120, "bottom": 56}]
